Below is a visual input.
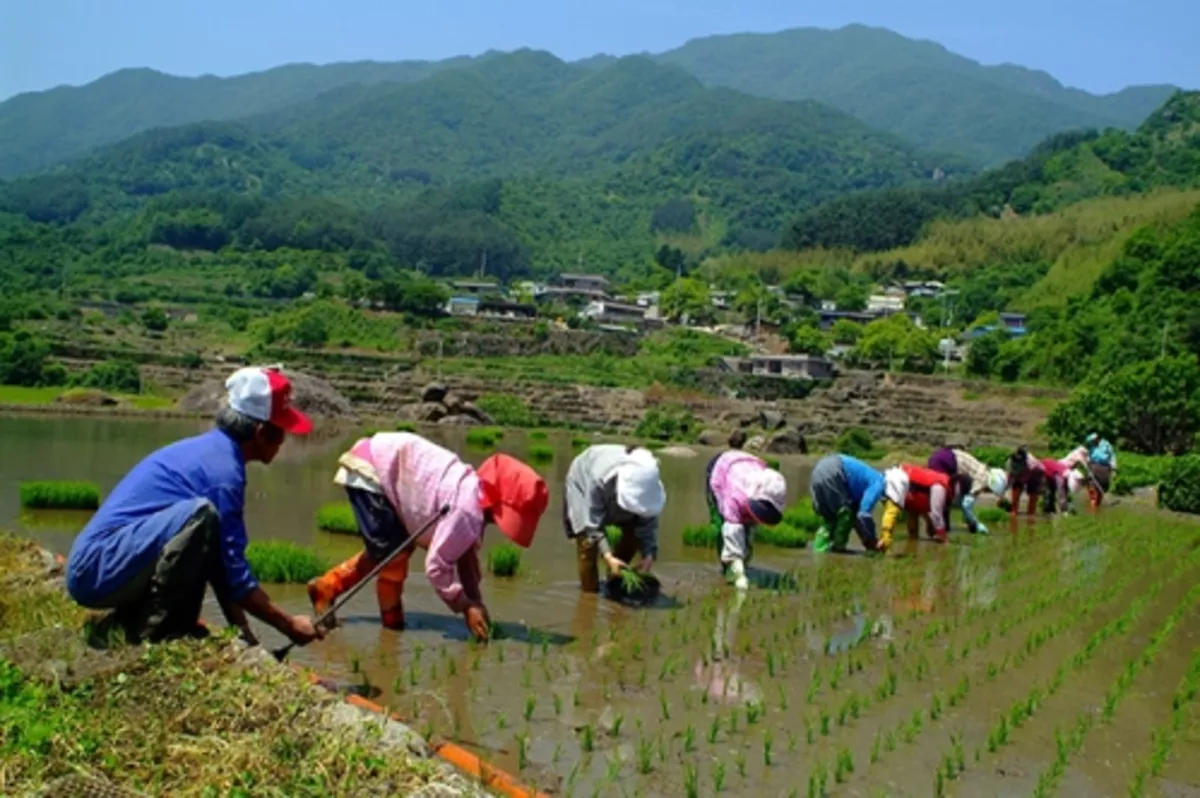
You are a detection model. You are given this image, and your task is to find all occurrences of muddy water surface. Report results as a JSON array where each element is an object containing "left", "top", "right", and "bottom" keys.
[{"left": 4, "top": 415, "right": 1199, "bottom": 797}]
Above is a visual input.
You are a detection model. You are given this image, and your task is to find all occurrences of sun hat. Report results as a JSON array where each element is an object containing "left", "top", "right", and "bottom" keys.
[
  {"left": 614, "top": 449, "right": 666, "bottom": 518},
  {"left": 477, "top": 454, "right": 549, "bottom": 548}
]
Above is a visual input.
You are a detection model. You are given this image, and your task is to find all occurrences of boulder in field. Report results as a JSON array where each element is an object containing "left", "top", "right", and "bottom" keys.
[{"left": 420, "top": 383, "right": 448, "bottom": 403}]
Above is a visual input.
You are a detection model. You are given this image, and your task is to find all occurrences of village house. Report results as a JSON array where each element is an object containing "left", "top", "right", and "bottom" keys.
[{"left": 720, "top": 354, "right": 836, "bottom": 381}]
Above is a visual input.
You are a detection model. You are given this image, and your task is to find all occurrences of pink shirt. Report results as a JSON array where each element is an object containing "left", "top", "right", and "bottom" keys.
[
  {"left": 709, "top": 451, "right": 771, "bottom": 525},
  {"left": 347, "top": 433, "right": 483, "bottom": 613}
]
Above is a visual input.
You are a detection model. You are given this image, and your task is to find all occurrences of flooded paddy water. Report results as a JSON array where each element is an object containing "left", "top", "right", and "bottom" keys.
[{"left": 4, "top": 414, "right": 1200, "bottom": 797}]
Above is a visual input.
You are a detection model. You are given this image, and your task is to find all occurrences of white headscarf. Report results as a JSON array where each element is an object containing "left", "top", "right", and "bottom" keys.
[
  {"left": 884, "top": 467, "right": 909, "bottom": 506},
  {"left": 987, "top": 468, "right": 1008, "bottom": 496},
  {"left": 614, "top": 449, "right": 666, "bottom": 517}
]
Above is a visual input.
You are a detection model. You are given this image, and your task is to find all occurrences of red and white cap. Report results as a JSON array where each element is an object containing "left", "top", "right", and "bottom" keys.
[{"left": 224, "top": 366, "right": 312, "bottom": 435}]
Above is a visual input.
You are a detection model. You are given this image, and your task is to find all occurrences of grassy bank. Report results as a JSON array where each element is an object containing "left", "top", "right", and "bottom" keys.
[
  {"left": 0, "top": 533, "right": 470, "bottom": 797},
  {"left": 0, "top": 385, "right": 174, "bottom": 410}
]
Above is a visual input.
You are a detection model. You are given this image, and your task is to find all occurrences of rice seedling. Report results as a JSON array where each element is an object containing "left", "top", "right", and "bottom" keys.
[
  {"left": 315, "top": 501, "right": 358, "bottom": 534},
  {"left": 659, "top": 690, "right": 670, "bottom": 721},
  {"left": 712, "top": 760, "right": 727, "bottom": 792},
  {"left": 746, "top": 700, "right": 764, "bottom": 725},
  {"left": 834, "top": 748, "right": 854, "bottom": 782},
  {"left": 394, "top": 421, "right": 418, "bottom": 432},
  {"left": 763, "top": 730, "right": 775, "bottom": 766},
  {"left": 496, "top": 712, "right": 508, "bottom": 730},
  {"left": 684, "top": 763, "right": 699, "bottom": 798},
  {"left": 527, "top": 443, "right": 554, "bottom": 464},
  {"left": 636, "top": 737, "right": 654, "bottom": 774},
  {"left": 466, "top": 427, "right": 504, "bottom": 448},
  {"left": 18, "top": 480, "right": 101, "bottom": 510},
  {"left": 245, "top": 541, "right": 330, "bottom": 583},
  {"left": 487, "top": 542, "right": 522, "bottom": 577},
  {"left": 524, "top": 694, "right": 536, "bottom": 722},
  {"left": 707, "top": 716, "right": 720, "bottom": 744},
  {"left": 610, "top": 712, "right": 624, "bottom": 736},
  {"left": 683, "top": 724, "right": 696, "bottom": 753},
  {"left": 734, "top": 750, "right": 746, "bottom": 778},
  {"left": 581, "top": 723, "right": 594, "bottom": 751},
  {"left": 682, "top": 524, "right": 719, "bottom": 547},
  {"left": 870, "top": 732, "right": 881, "bottom": 764},
  {"left": 515, "top": 732, "right": 529, "bottom": 771},
  {"left": 529, "top": 430, "right": 549, "bottom": 440}
]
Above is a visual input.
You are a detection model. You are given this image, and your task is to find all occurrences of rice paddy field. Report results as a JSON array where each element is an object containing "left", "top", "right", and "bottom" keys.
[{"left": 4, "top": 415, "right": 1200, "bottom": 797}]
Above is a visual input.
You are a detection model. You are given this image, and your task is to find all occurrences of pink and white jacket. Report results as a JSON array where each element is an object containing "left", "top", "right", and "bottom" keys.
[
  {"left": 709, "top": 451, "right": 786, "bottom": 525},
  {"left": 339, "top": 433, "right": 484, "bottom": 612}
]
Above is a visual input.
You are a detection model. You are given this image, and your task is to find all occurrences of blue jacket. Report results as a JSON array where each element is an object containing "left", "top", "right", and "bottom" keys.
[
  {"left": 839, "top": 455, "right": 886, "bottom": 519},
  {"left": 1087, "top": 439, "right": 1116, "bottom": 467},
  {"left": 67, "top": 429, "right": 258, "bottom": 606}
]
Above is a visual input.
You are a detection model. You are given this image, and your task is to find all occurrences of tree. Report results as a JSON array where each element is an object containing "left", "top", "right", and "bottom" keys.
[
  {"left": 831, "top": 320, "right": 862, "bottom": 345},
  {"left": 291, "top": 313, "right": 330, "bottom": 349},
  {"left": 0, "top": 331, "right": 62, "bottom": 387},
  {"left": 788, "top": 324, "right": 828, "bottom": 355},
  {"left": 141, "top": 307, "right": 169, "bottom": 332},
  {"left": 76, "top": 360, "right": 142, "bottom": 394},
  {"left": 834, "top": 283, "right": 868, "bottom": 312},
  {"left": 660, "top": 278, "right": 713, "bottom": 324},
  {"left": 1045, "top": 356, "right": 1200, "bottom": 455},
  {"left": 965, "top": 330, "right": 1006, "bottom": 377}
]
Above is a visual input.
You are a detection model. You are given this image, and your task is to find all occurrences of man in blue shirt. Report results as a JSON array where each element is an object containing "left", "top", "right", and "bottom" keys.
[
  {"left": 810, "top": 453, "right": 906, "bottom": 554},
  {"left": 67, "top": 366, "right": 324, "bottom": 647}
]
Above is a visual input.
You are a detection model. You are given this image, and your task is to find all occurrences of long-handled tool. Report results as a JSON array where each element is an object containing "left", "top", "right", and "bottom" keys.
[{"left": 273, "top": 503, "right": 451, "bottom": 661}]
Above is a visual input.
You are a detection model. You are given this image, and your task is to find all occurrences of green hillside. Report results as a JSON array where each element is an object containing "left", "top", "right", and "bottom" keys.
[
  {"left": 0, "top": 25, "right": 1180, "bottom": 177},
  {"left": 0, "top": 52, "right": 958, "bottom": 293},
  {"left": 657, "top": 24, "right": 1178, "bottom": 166},
  {"left": 785, "top": 91, "right": 1200, "bottom": 254}
]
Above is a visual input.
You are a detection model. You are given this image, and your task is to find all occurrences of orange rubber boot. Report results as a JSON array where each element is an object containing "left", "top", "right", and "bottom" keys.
[
  {"left": 308, "top": 552, "right": 374, "bottom": 628},
  {"left": 376, "top": 551, "right": 411, "bottom": 631}
]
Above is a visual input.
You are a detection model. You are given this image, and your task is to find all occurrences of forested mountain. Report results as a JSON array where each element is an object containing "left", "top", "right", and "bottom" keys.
[
  {"left": 786, "top": 91, "right": 1200, "bottom": 253},
  {"left": 0, "top": 25, "right": 1181, "bottom": 177},
  {"left": 0, "top": 52, "right": 958, "bottom": 287},
  {"left": 657, "top": 25, "right": 1178, "bottom": 166}
]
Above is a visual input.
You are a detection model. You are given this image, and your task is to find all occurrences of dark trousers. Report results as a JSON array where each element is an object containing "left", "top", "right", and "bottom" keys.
[{"left": 104, "top": 500, "right": 229, "bottom": 643}]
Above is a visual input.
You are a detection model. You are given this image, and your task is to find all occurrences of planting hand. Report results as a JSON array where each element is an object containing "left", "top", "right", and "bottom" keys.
[
  {"left": 635, "top": 555, "right": 655, "bottom": 574},
  {"left": 465, "top": 602, "right": 491, "bottom": 642},
  {"left": 286, "top": 614, "right": 325, "bottom": 645},
  {"left": 604, "top": 552, "right": 628, "bottom": 577}
]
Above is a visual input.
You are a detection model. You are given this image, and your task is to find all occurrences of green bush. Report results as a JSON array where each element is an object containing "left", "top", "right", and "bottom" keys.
[
  {"left": 635, "top": 404, "right": 696, "bottom": 442},
  {"left": 316, "top": 502, "right": 358, "bottom": 535},
  {"left": 763, "top": 456, "right": 781, "bottom": 471},
  {"left": 395, "top": 421, "right": 417, "bottom": 433},
  {"left": 466, "top": 427, "right": 504, "bottom": 448},
  {"left": 970, "top": 446, "right": 1011, "bottom": 469},
  {"left": 74, "top": 360, "right": 142, "bottom": 394},
  {"left": 19, "top": 481, "right": 100, "bottom": 510},
  {"left": 836, "top": 427, "right": 885, "bottom": 461},
  {"left": 476, "top": 394, "right": 537, "bottom": 428},
  {"left": 571, "top": 436, "right": 591, "bottom": 450},
  {"left": 682, "top": 524, "right": 719, "bottom": 548},
  {"left": 488, "top": 542, "right": 522, "bottom": 577},
  {"left": 1110, "top": 453, "right": 1170, "bottom": 495},
  {"left": 527, "top": 444, "right": 554, "bottom": 464},
  {"left": 1159, "top": 456, "right": 1200, "bottom": 514},
  {"left": 245, "top": 541, "right": 330, "bottom": 583},
  {"left": 529, "top": 430, "right": 549, "bottom": 441}
]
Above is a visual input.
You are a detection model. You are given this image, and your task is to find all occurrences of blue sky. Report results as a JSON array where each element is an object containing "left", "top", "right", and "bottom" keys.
[{"left": 1, "top": 0, "right": 1195, "bottom": 100}]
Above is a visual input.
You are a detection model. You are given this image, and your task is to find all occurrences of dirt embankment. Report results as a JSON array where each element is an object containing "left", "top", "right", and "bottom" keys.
[{"left": 116, "top": 357, "right": 1053, "bottom": 450}]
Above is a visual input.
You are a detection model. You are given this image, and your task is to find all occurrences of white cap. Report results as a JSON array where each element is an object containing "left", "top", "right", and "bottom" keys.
[
  {"left": 615, "top": 449, "right": 666, "bottom": 518},
  {"left": 884, "top": 467, "right": 909, "bottom": 506},
  {"left": 987, "top": 468, "right": 1008, "bottom": 496}
]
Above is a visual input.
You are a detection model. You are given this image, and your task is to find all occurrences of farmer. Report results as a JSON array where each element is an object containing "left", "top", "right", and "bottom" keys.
[
  {"left": 704, "top": 440, "right": 787, "bottom": 589},
  {"left": 927, "top": 447, "right": 1008, "bottom": 534},
  {"left": 1061, "top": 433, "right": 1117, "bottom": 509},
  {"left": 564, "top": 444, "right": 665, "bottom": 593},
  {"left": 66, "top": 366, "right": 323, "bottom": 647},
  {"left": 810, "top": 454, "right": 901, "bottom": 553},
  {"left": 880, "top": 464, "right": 952, "bottom": 545},
  {"left": 307, "top": 432, "right": 548, "bottom": 641},
  {"left": 1006, "top": 447, "right": 1046, "bottom": 516},
  {"left": 1040, "top": 457, "right": 1082, "bottom": 516}
]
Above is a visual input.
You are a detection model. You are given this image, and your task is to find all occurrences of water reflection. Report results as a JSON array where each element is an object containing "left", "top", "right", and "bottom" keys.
[{"left": 693, "top": 591, "right": 761, "bottom": 706}]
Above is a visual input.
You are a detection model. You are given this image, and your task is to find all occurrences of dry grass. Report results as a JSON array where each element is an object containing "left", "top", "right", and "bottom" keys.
[{"left": 0, "top": 533, "right": 470, "bottom": 798}]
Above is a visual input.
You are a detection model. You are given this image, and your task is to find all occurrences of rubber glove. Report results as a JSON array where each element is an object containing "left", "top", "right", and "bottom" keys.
[{"left": 729, "top": 558, "right": 749, "bottom": 591}]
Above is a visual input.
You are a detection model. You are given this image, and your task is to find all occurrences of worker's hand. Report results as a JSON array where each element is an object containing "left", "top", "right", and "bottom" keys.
[
  {"left": 286, "top": 614, "right": 325, "bottom": 645},
  {"left": 635, "top": 556, "right": 655, "bottom": 574},
  {"left": 465, "top": 603, "right": 491, "bottom": 642},
  {"left": 604, "top": 553, "right": 627, "bottom": 577}
]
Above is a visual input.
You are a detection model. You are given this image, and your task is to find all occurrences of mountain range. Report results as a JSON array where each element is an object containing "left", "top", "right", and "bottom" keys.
[{"left": 0, "top": 24, "right": 1182, "bottom": 177}]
